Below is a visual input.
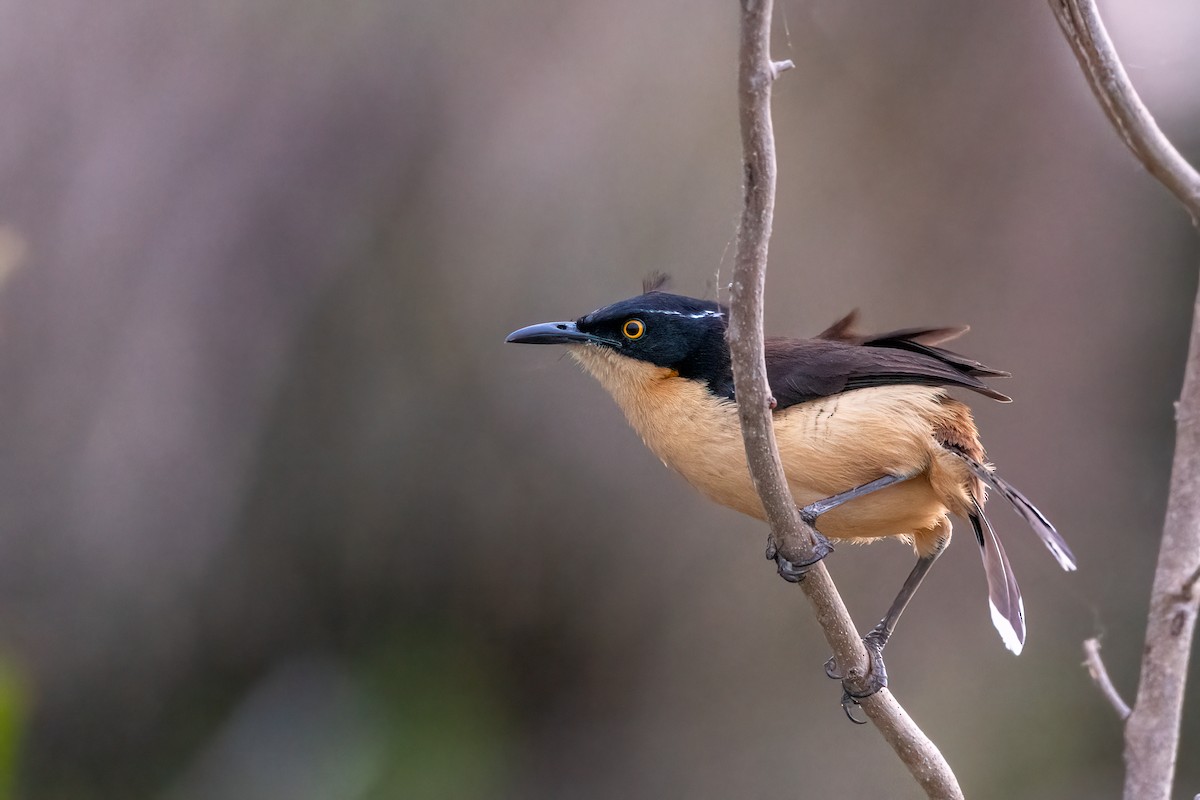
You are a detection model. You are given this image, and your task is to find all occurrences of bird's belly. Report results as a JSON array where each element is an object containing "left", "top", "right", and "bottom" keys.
[
  {"left": 621, "top": 378, "right": 954, "bottom": 539},
  {"left": 670, "top": 445, "right": 947, "bottom": 541},
  {"left": 790, "top": 478, "right": 947, "bottom": 541}
]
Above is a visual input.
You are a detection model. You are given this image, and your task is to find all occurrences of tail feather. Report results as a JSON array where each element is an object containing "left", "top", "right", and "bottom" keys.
[
  {"left": 970, "top": 504, "right": 1026, "bottom": 655},
  {"left": 953, "top": 451, "right": 1077, "bottom": 571}
]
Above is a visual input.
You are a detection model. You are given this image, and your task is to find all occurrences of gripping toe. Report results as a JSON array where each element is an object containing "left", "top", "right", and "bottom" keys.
[
  {"left": 826, "top": 631, "right": 890, "bottom": 723},
  {"left": 767, "top": 532, "right": 834, "bottom": 583}
]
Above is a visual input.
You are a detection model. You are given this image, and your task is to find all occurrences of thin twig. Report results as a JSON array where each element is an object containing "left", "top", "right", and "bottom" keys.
[
  {"left": 727, "top": 2, "right": 962, "bottom": 798},
  {"left": 1049, "top": 2, "right": 1200, "bottom": 799},
  {"left": 1049, "top": 0, "right": 1200, "bottom": 223},
  {"left": 1082, "top": 638, "right": 1132, "bottom": 721}
]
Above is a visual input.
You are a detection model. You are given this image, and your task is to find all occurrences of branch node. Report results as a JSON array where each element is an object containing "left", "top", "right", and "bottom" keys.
[
  {"left": 1181, "top": 563, "right": 1200, "bottom": 601},
  {"left": 770, "top": 59, "right": 795, "bottom": 78}
]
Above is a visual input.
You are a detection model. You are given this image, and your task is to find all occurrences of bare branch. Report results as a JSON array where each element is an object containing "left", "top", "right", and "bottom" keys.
[
  {"left": 1082, "top": 638, "right": 1131, "bottom": 721},
  {"left": 1048, "top": 2, "right": 1200, "bottom": 798},
  {"left": 727, "top": 2, "right": 962, "bottom": 797},
  {"left": 1049, "top": 0, "right": 1200, "bottom": 222}
]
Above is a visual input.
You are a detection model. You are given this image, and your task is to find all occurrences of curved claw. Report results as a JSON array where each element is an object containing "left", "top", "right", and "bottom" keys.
[
  {"left": 827, "top": 631, "right": 890, "bottom": 722},
  {"left": 766, "top": 532, "right": 834, "bottom": 583},
  {"left": 840, "top": 691, "right": 869, "bottom": 724},
  {"left": 843, "top": 670, "right": 887, "bottom": 699},
  {"left": 774, "top": 554, "right": 810, "bottom": 583}
]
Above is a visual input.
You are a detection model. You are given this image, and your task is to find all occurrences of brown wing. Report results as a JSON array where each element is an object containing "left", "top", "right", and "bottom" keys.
[{"left": 765, "top": 333, "right": 1011, "bottom": 409}]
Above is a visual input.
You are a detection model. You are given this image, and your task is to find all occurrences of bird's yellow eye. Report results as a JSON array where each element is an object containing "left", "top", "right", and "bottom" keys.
[{"left": 622, "top": 319, "right": 646, "bottom": 340}]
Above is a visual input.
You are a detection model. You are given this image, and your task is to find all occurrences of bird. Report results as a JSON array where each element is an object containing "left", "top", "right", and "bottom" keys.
[{"left": 506, "top": 280, "right": 1076, "bottom": 711}]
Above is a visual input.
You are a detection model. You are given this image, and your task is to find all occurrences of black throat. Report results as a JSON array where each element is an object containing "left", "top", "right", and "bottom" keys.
[{"left": 674, "top": 327, "right": 734, "bottom": 401}]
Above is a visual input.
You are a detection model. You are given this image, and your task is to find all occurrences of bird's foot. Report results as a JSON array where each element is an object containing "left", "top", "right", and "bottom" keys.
[
  {"left": 823, "top": 629, "right": 889, "bottom": 724},
  {"left": 765, "top": 532, "right": 834, "bottom": 583}
]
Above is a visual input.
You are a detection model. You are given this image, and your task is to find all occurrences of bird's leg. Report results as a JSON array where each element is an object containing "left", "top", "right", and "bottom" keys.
[
  {"left": 799, "top": 473, "right": 911, "bottom": 526},
  {"left": 769, "top": 473, "right": 913, "bottom": 583},
  {"left": 826, "top": 542, "right": 946, "bottom": 724}
]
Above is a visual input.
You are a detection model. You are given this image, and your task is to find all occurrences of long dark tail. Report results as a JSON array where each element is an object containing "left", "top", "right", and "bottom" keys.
[
  {"left": 970, "top": 501, "right": 1026, "bottom": 654},
  {"left": 952, "top": 451, "right": 1077, "bottom": 572}
]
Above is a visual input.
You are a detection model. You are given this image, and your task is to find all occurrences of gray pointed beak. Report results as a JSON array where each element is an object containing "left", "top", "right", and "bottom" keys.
[{"left": 505, "top": 321, "right": 607, "bottom": 345}]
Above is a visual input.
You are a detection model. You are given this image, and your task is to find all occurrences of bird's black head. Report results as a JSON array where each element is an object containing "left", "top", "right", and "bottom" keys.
[{"left": 506, "top": 291, "right": 734, "bottom": 396}]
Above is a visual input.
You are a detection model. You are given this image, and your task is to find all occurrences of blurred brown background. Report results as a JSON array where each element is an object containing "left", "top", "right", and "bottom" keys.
[{"left": 0, "top": 0, "right": 1197, "bottom": 798}]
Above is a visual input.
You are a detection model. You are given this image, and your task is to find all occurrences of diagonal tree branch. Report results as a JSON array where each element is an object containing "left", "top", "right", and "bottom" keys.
[
  {"left": 1050, "top": 0, "right": 1200, "bottom": 221},
  {"left": 725, "top": 2, "right": 963, "bottom": 797},
  {"left": 1049, "top": 2, "right": 1200, "bottom": 799}
]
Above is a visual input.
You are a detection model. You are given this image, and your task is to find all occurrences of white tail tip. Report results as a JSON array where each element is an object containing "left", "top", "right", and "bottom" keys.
[{"left": 990, "top": 597, "right": 1026, "bottom": 655}]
